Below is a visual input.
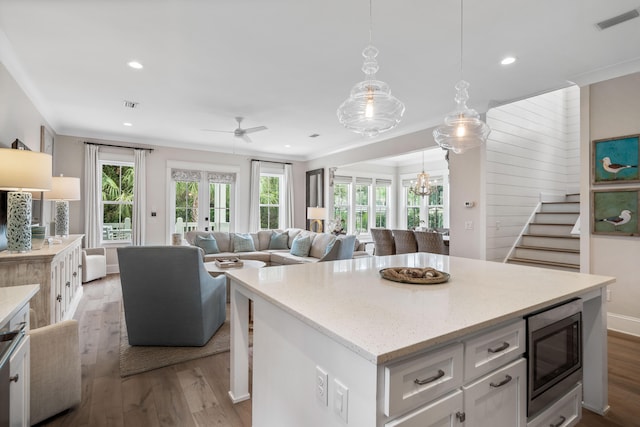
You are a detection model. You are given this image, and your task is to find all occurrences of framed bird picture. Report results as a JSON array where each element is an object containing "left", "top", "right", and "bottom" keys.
[
  {"left": 592, "top": 189, "right": 640, "bottom": 236},
  {"left": 592, "top": 134, "right": 640, "bottom": 184}
]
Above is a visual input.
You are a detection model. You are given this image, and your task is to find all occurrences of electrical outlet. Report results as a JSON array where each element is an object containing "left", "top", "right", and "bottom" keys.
[
  {"left": 334, "top": 379, "right": 348, "bottom": 422},
  {"left": 316, "top": 366, "right": 328, "bottom": 406}
]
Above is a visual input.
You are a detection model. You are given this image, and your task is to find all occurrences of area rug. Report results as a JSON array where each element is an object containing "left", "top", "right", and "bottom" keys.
[{"left": 119, "top": 310, "right": 232, "bottom": 377}]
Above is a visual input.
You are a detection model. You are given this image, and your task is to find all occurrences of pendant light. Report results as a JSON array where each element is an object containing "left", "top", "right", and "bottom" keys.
[
  {"left": 337, "top": 0, "right": 405, "bottom": 137},
  {"left": 433, "top": 0, "right": 490, "bottom": 154},
  {"left": 412, "top": 151, "right": 432, "bottom": 198}
]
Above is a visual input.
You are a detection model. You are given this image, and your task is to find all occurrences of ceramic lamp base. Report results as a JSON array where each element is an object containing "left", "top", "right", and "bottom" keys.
[
  {"left": 55, "top": 200, "right": 70, "bottom": 237},
  {"left": 7, "top": 191, "right": 32, "bottom": 252}
]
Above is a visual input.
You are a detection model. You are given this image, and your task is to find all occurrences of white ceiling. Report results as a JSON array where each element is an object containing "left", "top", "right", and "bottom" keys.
[{"left": 1, "top": 0, "right": 640, "bottom": 162}]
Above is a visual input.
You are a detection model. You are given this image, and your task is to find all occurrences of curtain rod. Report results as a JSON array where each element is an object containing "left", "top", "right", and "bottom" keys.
[
  {"left": 84, "top": 141, "right": 154, "bottom": 152},
  {"left": 251, "top": 158, "right": 292, "bottom": 165}
]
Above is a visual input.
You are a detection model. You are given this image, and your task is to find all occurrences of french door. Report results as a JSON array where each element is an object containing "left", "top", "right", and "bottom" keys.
[{"left": 171, "top": 177, "right": 233, "bottom": 235}]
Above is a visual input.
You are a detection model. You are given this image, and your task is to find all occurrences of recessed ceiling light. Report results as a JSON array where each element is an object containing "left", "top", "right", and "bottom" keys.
[
  {"left": 127, "top": 61, "right": 143, "bottom": 69},
  {"left": 123, "top": 122, "right": 133, "bottom": 127},
  {"left": 501, "top": 56, "right": 516, "bottom": 66},
  {"left": 284, "top": 144, "right": 291, "bottom": 148}
]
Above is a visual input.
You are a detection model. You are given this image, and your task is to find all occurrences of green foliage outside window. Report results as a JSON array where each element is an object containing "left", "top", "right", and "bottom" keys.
[
  {"left": 175, "top": 181, "right": 199, "bottom": 224},
  {"left": 333, "top": 183, "right": 349, "bottom": 232},
  {"left": 355, "top": 184, "right": 369, "bottom": 234},
  {"left": 375, "top": 186, "right": 388, "bottom": 228},
  {"left": 102, "top": 164, "right": 133, "bottom": 239},
  {"left": 260, "top": 176, "right": 280, "bottom": 230}
]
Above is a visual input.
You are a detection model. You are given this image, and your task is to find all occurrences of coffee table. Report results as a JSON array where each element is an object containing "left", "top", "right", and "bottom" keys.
[{"left": 204, "top": 259, "right": 266, "bottom": 277}]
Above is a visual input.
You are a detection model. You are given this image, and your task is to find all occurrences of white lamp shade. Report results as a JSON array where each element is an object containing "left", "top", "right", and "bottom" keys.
[
  {"left": 0, "top": 148, "right": 52, "bottom": 191},
  {"left": 47, "top": 176, "right": 81, "bottom": 200},
  {"left": 307, "top": 207, "right": 327, "bottom": 220}
]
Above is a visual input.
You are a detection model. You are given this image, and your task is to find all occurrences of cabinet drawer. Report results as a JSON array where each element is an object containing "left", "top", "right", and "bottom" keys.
[
  {"left": 9, "top": 302, "right": 29, "bottom": 331},
  {"left": 384, "top": 342, "right": 463, "bottom": 417},
  {"left": 464, "top": 319, "right": 525, "bottom": 382},
  {"left": 527, "top": 382, "right": 582, "bottom": 427},
  {"left": 385, "top": 389, "right": 463, "bottom": 427}
]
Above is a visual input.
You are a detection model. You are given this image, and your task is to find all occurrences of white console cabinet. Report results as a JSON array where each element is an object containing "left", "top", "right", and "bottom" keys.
[{"left": 0, "top": 235, "right": 83, "bottom": 327}]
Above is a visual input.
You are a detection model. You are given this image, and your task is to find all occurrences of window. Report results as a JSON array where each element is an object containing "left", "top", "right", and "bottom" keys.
[
  {"left": 402, "top": 173, "right": 448, "bottom": 230},
  {"left": 375, "top": 180, "right": 390, "bottom": 228},
  {"left": 102, "top": 162, "right": 134, "bottom": 242},
  {"left": 354, "top": 182, "right": 370, "bottom": 234},
  {"left": 331, "top": 176, "right": 390, "bottom": 234},
  {"left": 259, "top": 174, "right": 282, "bottom": 230},
  {"left": 170, "top": 167, "right": 236, "bottom": 237},
  {"left": 405, "top": 185, "right": 421, "bottom": 230},
  {"left": 428, "top": 177, "right": 444, "bottom": 229},
  {"left": 333, "top": 182, "right": 350, "bottom": 232}
]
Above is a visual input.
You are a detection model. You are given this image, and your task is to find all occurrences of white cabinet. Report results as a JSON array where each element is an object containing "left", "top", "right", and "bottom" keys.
[
  {"left": 383, "top": 320, "right": 527, "bottom": 427},
  {"left": 386, "top": 389, "right": 463, "bottom": 427},
  {"left": 462, "top": 358, "right": 527, "bottom": 427},
  {"left": 527, "top": 383, "right": 582, "bottom": 427},
  {"left": 9, "top": 335, "right": 30, "bottom": 427}
]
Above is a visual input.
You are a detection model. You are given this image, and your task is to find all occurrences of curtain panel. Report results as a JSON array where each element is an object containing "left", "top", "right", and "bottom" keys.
[
  {"left": 132, "top": 149, "right": 147, "bottom": 246},
  {"left": 83, "top": 144, "right": 101, "bottom": 248}
]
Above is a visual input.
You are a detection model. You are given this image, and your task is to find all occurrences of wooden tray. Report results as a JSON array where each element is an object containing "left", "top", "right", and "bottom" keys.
[{"left": 379, "top": 267, "right": 450, "bottom": 285}]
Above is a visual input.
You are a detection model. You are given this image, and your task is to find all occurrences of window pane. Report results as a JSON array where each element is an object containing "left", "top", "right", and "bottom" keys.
[
  {"left": 333, "top": 183, "right": 350, "bottom": 232},
  {"left": 407, "top": 207, "right": 421, "bottom": 229}
]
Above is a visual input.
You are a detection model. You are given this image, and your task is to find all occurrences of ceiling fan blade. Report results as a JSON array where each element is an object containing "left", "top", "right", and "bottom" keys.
[
  {"left": 202, "top": 129, "right": 234, "bottom": 133},
  {"left": 243, "top": 126, "right": 267, "bottom": 134},
  {"left": 240, "top": 134, "right": 253, "bottom": 143}
]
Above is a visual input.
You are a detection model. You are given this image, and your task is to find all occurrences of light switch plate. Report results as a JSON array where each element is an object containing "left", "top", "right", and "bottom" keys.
[{"left": 334, "top": 379, "right": 348, "bottom": 422}]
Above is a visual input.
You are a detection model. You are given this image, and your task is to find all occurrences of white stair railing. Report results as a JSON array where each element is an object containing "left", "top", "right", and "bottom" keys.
[{"left": 503, "top": 202, "right": 541, "bottom": 263}]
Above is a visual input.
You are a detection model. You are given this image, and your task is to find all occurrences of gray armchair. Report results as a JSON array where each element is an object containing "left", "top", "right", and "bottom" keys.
[{"left": 117, "top": 246, "right": 226, "bottom": 346}]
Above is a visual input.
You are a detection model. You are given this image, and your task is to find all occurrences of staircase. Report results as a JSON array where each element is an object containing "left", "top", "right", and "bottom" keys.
[{"left": 506, "top": 194, "right": 580, "bottom": 272}]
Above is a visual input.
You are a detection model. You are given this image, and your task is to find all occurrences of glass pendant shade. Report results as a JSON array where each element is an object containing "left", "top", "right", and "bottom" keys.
[
  {"left": 412, "top": 171, "right": 431, "bottom": 198},
  {"left": 433, "top": 80, "right": 490, "bottom": 154},
  {"left": 337, "top": 45, "right": 405, "bottom": 137}
]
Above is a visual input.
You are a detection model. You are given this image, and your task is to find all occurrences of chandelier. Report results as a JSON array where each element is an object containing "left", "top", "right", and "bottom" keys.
[
  {"left": 337, "top": 0, "right": 405, "bottom": 137},
  {"left": 412, "top": 151, "right": 431, "bottom": 198},
  {"left": 433, "top": 0, "right": 490, "bottom": 153}
]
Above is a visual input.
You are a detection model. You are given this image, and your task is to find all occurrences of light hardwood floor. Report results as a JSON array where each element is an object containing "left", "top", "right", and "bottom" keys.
[{"left": 40, "top": 274, "right": 639, "bottom": 426}]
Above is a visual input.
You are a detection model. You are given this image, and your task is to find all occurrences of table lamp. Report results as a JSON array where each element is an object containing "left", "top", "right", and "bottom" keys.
[
  {"left": 0, "top": 148, "right": 52, "bottom": 252},
  {"left": 307, "top": 207, "right": 327, "bottom": 233},
  {"left": 46, "top": 175, "right": 81, "bottom": 237}
]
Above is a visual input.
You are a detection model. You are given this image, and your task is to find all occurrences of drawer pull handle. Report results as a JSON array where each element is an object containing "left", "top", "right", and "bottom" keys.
[
  {"left": 9, "top": 374, "right": 19, "bottom": 383},
  {"left": 489, "top": 374, "right": 512, "bottom": 388},
  {"left": 487, "top": 342, "right": 510, "bottom": 353},
  {"left": 549, "top": 415, "right": 566, "bottom": 427},
  {"left": 414, "top": 369, "right": 445, "bottom": 385}
]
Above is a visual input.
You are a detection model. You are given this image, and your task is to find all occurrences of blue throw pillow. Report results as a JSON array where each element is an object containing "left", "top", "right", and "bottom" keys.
[
  {"left": 194, "top": 234, "right": 220, "bottom": 254},
  {"left": 269, "top": 231, "right": 289, "bottom": 250},
  {"left": 290, "top": 235, "right": 312, "bottom": 257},
  {"left": 233, "top": 233, "right": 256, "bottom": 252}
]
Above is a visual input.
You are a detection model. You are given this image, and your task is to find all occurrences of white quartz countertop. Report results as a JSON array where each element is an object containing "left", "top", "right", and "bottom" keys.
[
  {"left": 0, "top": 284, "right": 39, "bottom": 326},
  {"left": 227, "top": 253, "right": 615, "bottom": 364},
  {"left": 227, "top": 254, "right": 615, "bottom": 364}
]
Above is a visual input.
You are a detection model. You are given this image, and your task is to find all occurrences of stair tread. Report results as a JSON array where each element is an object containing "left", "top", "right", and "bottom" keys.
[
  {"left": 536, "top": 211, "right": 580, "bottom": 214},
  {"left": 516, "top": 245, "right": 579, "bottom": 254},
  {"left": 508, "top": 257, "right": 580, "bottom": 269},
  {"left": 523, "top": 234, "right": 579, "bottom": 239},
  {"left": 530, "top": 222, "right": 575, "bottom": 226}
]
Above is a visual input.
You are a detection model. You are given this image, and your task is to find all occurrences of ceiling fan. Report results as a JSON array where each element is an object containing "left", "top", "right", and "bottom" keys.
[{"left": 203, "top": 116, "right": 267, "bottom": 143}]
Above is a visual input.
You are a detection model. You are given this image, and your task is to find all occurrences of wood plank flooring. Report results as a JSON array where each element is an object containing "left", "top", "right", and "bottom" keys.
[{"left": 39, "top": 274, "right": 639, "bottom": 426}]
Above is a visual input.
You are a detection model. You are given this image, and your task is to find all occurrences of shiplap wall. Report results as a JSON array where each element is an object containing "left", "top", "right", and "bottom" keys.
[{"left": 485, "top": 86, "right": 580, "bottom": 262}]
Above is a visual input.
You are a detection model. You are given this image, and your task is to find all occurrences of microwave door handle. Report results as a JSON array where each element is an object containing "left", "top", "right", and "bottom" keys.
[{"left": 549, "top": 415, "right": 567, "bottom": 427}]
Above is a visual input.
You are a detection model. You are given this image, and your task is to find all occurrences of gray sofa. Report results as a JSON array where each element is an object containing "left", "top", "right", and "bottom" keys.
[
  {"left": 117, "top": 246, "right": 227, "bottom": 346},
  {"left": 184, "top": 228, "right": 367, "bottom": 265}
]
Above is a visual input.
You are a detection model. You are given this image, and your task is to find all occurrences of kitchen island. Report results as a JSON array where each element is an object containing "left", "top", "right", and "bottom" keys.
[{"left": 227, "top": 253, "right": 614, "bottom": 426}]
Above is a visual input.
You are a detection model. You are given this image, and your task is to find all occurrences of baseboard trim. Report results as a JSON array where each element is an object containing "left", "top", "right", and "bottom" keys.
[
  {"left": 107, "top": 264, "right": 120, "bottom": 274},
  {"left": 607, "top": 312, "right": 640, "bottom": 338}
]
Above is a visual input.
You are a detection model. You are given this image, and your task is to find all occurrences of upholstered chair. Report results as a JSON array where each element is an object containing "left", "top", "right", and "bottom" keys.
[
  {"left": 414, "top": 231, "right": 446, "bottom": 254},
  {"left": 82, "top": 247, "right": 107, "bottom": 283},
  {"left": 29, "top": 310, "right": 81, "bottom": 424},
  {"left": 371, "top": 228, "right": 395, "bottom": 256},
  {"left": 392, "top": 229, "right": 418, "bottom": 254},
  {"left": 117, "top": 246, "right": 226, "bottom": 346}
]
